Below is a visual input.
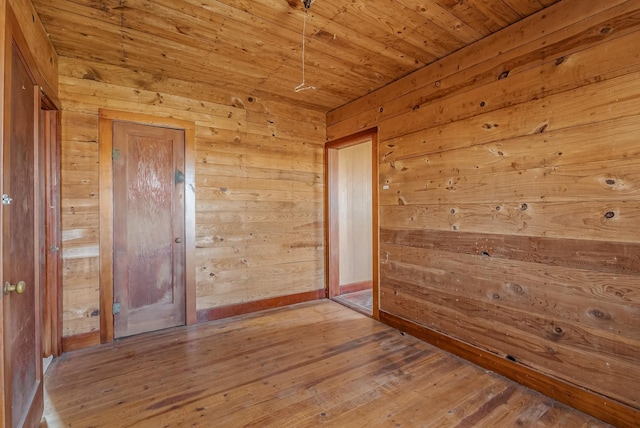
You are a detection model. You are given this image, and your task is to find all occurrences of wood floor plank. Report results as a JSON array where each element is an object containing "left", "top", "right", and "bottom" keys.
[{"left": 43, "top": 300, "right": 612, "bottom": 427}]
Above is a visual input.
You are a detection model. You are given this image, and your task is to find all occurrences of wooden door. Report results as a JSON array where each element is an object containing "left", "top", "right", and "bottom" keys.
[
  {"left": 1, "top": 43, "right": 43, "bottom": 427},
  {"left": 112, "top": 122, "right": 186, "bottom": 338}
]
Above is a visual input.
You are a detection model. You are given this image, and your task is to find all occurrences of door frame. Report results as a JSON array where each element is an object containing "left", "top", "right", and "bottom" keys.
[
  {"left": 325, "top": 128, "right": 379, "bottom": 320},
  {"left": 41, "top": 96, "right": 62, "bottom": 358},
  {"left": 98, "top": 109, "right": 196, "bottom": 343}
]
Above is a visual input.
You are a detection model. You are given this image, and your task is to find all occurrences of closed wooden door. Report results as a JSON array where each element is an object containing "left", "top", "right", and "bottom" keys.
[
  {"left": 1, "top": 43, "right": 43, "bottom": 427},
  {"left": 112, "top": 122, "right": 186, "bottom": 338}
]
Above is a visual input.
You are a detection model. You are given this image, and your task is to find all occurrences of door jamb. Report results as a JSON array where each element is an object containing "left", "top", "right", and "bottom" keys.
[
  {"left": 41, "top": 94, "right": 62, "bottom": 358},
  {"left": 324, "top": 128, "right": 379, "bottom": 320},
  {"left": 98, "top": 109, "right": 196, "bottom": 343}
]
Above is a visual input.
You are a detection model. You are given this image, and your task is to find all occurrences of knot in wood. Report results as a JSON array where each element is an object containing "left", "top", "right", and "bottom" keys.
[{"left": 588, "top": 308, "right": 611, "bottom": 320}]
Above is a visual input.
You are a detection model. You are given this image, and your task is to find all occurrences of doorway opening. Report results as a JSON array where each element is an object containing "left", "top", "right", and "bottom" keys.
[
  {"left": 325, "top": 129, "right": 378, "bottom": 319},
  {"left": 41, "top": 94, "right": 62, "bottom": 364}
]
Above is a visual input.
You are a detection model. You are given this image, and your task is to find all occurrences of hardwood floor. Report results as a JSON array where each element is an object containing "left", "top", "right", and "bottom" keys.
[
  {"left": 43, "top": 300, "right": 611, "bottom": 427},
  {"left": 333, "top": 289, "right": 373, "bottom": 316}
]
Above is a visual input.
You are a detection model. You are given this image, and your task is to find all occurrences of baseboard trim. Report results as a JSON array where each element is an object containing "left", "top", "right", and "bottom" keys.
[
  {"left": 61, "top": 331, "right": 101, "bottom": 353},
  {"left": 379, "top": 310, "right": 639, "bottom": 428},
  {"left": 196, "top": 289, "right": 326, "bottom": 323},
  {"left": 339, "top": 280, "right": 372, "bottom": 294}
]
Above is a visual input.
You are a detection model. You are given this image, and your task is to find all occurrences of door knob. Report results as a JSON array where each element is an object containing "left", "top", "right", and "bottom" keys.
[
  {"left": 4, "top": 281, "right": 26, "bottom": 295},
  {"left": 175, "top": 238, "right": 183, "bottom": 243}
]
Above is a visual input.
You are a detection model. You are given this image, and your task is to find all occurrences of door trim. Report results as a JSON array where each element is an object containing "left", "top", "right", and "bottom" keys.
[
  {"left": 325, "top": 128, "right": 379, "bottom": 320},
  {"left": 42, "top": 98, "right": 62, "bottom": 358},
  {"left": 98, "top": 109, "right": 196, "bottom": 343}
]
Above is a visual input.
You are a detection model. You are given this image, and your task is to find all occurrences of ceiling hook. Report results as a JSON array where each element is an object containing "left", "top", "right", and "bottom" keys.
[{"left": 302, "top": 0, "right": 314, "bottom": 9}]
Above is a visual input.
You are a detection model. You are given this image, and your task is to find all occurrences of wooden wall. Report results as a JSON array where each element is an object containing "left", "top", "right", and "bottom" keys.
[
  {"left": 328, "top": 0, "right": 640, "bottom": 412},
  {"left": 58, "top": 56, "right": 325, "bottom": 338},
  {"left": 6, "top": 0, "right": 57, "bottom": 94}
]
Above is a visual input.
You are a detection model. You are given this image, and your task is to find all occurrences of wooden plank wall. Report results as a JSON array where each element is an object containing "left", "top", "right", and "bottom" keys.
[
  {"left": 6, "top": 0, "right": 57, "bottom": 94},
  {"left": 58, "top": 56, "right": 325, "bottom": 338},
  {"left": 328, "top": 0, "right": 640, "bottom": 411}
]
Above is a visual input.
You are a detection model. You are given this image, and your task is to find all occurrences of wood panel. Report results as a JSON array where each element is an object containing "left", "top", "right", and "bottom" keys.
[
  {"left": 327, "top": 0, "right": 634, "bottom": 135},
  {"left": 380, "top": 243, "right": 640, "bottom": 399},
  {"left": 6, "top": 0, "right": 58, "bottom": 95},
  {"left": 43, "top": 300, "right": 613, "bottom": 428},
  {"left": 32, "top": 0, "right": 561, "bottom": 112},
  {"left": 377, "top": 70, "right": 640, "bottom": 163},
  {"left": 328, "top": 0, "right": 640, "bottom": 418},
  {"left": 58, "top": 56, "right": 325, "bottom": 339}
]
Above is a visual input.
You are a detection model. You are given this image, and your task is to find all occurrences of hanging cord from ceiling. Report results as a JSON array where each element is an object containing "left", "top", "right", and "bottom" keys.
[{"left": 294, "top": 0, "right": 316, "bottom": 93}]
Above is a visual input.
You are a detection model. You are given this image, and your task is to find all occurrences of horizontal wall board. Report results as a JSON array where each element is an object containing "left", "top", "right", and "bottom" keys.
[
  {"left": 380, "top": 201, "right": 640, "bottom": 243},
  {"left": 61, "top": 213, "right": 99, "bottom": 229},
  {"left": 197, "top": 175, "right": 322, "bottom": 194},
  {"left": 380, "top": 160, "right": 640, "bottom": 206},
  {"left": 380, "top": 276, "right": 639, "bottom": 407},
  {"left": 196, "top": 209, "right": 321, "bottom": 225},
  {"left": 332, "top": 14, "right": 640, "bottom": 140},
  {"left": 57, "top": 56, "right": 330, "bottom": 114},
  {"left": 195, "top": 247, "right": 322, "bottom": 271},
  {"left": 195, "top": 235, "right": 321, "bottom": 251},
  {"left": 380, "top": 228, "right": 640, "bottom": 277},
  {"left": 379, "top": 70, "right": 640, "bottom": 162},
  {"left": 196, "top": 164, "right": 322, "bottom": 184},
  {"left": 380, "top": 242, "right": 640, "bottom": 342},
  {"left": 379, "top": 114, "right": 640, "bottom": 189},
  {"left": 327, "top": 0, "right": 636, "bottom": 133},
  {"left": 196, "top": 245, "right": 323, "bottom": 265},
  {"left": 195, "top": 200, "right": 320, "bottom": 214}
]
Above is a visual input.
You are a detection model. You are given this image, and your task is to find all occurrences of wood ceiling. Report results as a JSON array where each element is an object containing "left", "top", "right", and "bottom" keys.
[{"left": 33, "top": 0, "right": 561, "bottom": 112}]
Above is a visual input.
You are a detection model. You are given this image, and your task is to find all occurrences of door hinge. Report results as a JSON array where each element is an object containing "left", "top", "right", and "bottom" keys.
[
  {"left": 112, "top": 302, "right": 121, "bottom": 314},
  {"left": 174, "top": 169, "right": 185, "bottom": 184},
  {"left": 2, "top": 194, "right": 13, "bottom": 205},
  {"left": 112, "top": 149, "right": 121, "bottom": 160},
  {"left": 50, "top": 245, "right": 60, "bottom": 253}
]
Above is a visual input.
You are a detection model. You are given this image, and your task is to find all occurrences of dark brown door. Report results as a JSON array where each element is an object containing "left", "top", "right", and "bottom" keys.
[
  {"left": 112, "top": 122, "right": 186, "bottom": 338},
  {"left": 2, "top": 44, "right": 43, "bottom": 427}
]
